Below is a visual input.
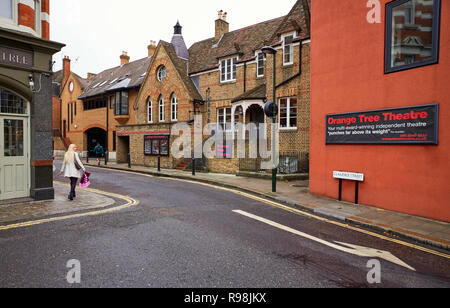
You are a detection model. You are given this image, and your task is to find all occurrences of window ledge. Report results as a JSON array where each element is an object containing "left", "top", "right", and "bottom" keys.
[{"left": 279, "top": 127, "right": 298, "bottom": 132}]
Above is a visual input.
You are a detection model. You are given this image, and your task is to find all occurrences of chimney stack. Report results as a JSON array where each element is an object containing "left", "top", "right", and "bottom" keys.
[
  {"left": 87, "top": 72, "right": 97, "bottom": 80},
  {"left": 62, "top": 56, "right": 71, "bottom": 85},
  {"left": 120, "top": 51, "right": 130, "bottom": 65},
  {"left": 147, "top": 40, "right": 157, "bottom": 57},
  {"left": 215, "top": 10, "right": 229, "bottom": 42}
]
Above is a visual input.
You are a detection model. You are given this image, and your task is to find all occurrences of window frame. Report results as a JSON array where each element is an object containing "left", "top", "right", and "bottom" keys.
[
  {"left": 158, "top": 95, "right": 165, "bottom": 122},
  {"left": 157, "top": 66, "right": 166, "bottom": 82},
  {"left": 171, "top": 93, "right": 178, "bottom": 122},
  {"left": 217, "top": 107, "right": 232, "bottom": 132},
  {"left": 256, "top": 52, "right": 265, "bottom": 78},
  {"left": 0, "top": 0, "right": 15, "bottom": 25},
  {"left": 147, "top": 98, "right": 153, "bottom": 123},
  {"left": 282, "top": 32, "right": 296, "bottom": 66},
  {"left": 220, "top": 57, "right": 237, "bottom": 83},
  {"left": 385, "top": 0, "right": 442, "bottom": 74},
  {"left": 278, "top": 97, "right": 298, "bottom": 130},
  {"left": 113, "top": 91, "right": 129, "bottom": 116}
]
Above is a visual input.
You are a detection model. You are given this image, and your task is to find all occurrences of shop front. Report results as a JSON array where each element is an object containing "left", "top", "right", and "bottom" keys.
[{"left": 0, "top": 28, "right": 64, "bottom": 201}]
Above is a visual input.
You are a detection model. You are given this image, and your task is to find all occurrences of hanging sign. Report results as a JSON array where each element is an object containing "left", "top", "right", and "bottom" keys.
[{"left": 326, "top": 104, "right": 439, "bottom": 145}]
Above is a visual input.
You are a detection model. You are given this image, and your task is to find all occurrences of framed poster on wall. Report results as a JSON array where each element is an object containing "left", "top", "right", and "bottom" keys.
[
  {"left": 326, "top": 104, "right": 439, "bottom": 145},
  {"left": 144, "top": 135, "right": 170, "bottom": 156}
]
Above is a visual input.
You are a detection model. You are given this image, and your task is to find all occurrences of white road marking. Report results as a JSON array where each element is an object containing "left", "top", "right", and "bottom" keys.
[{"left": 233, "top": 210, "right": 416, "bottom": 271}]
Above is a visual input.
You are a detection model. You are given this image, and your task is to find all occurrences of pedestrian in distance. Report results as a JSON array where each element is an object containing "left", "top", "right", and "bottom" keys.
[
  {"left": 94, "top": 143, "right": 104, "bottom": 166},
  {"left": 60, "top": 144, "right": 86, "bottom": 201}
]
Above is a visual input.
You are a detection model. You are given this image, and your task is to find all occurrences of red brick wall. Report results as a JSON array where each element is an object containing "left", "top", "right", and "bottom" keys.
[{"left": 18, "top": 3, "right": 35, "bottom": 30}]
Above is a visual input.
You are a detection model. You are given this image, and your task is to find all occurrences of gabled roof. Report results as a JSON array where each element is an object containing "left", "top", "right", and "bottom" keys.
[
  {"left": 134, "top": 41, "right": 203, "bottom": 110},
  {"left": 52, "top": 70, "right": 88, "bottom": 98},
  {"left": 188, "top": 16, "right": 285, "bottom": 75},
  {"left": 78, "top": 56, "right": 152, "bottom": 100}
]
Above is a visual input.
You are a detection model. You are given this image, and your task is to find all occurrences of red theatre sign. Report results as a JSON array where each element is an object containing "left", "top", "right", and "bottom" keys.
[{"left": 326, "top": 104, "right": 439, "bottom": 145}]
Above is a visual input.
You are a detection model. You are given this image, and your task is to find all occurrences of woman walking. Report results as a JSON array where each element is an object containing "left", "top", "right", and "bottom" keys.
[{"left": 60, "top": 144, "right": 86, "bottom": 201}]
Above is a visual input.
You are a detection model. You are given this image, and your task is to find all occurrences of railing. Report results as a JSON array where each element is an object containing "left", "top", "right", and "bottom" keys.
[{"left": 239, "top": 152, "right": 309, "bottom": 174}]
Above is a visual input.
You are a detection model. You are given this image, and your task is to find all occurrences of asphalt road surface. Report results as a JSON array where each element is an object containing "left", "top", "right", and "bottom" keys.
[{"left": 0, "top": 165, "right": 449, "bottom": 288}]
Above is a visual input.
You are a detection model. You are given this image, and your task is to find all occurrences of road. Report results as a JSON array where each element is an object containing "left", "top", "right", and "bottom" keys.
[{"left": 0, "top": 165, "right": 449, "bottom": 288}]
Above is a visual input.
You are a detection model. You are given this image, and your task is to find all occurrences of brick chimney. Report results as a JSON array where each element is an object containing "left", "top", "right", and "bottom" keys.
[
  {"left": 215, "top": 10, "right": 229, "bottom": 41},
  {"left": 147, "top": 41, "right": 157, "bottom": 57},
  {"left": 120, "top": 51, "right": 130, "bottom": 65},
  {"left": 62, "top": 56, "right": 71, "bottom": 85}
]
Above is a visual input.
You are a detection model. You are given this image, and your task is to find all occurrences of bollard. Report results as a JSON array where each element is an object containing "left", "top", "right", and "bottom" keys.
[
  {"left": 127, "top": 153, "right": 131, "bottom": 168},
  {"left": 86, "top": 152, "right": 89, "bottom": 163},
  {"left": 105, "top": 152, "right": 108, "bottom": 166},
  {"left": 192, "top": 158, "right": 196, "bottom": 176},
  {"left": 158, "top": 156, "right": 161, "bottom": 172}
]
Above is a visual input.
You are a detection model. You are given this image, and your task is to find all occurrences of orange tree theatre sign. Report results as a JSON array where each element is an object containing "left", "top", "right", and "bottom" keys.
[
  {"left": 0, "top": 46, "right": 33, "bottom": 69},
  {"left": 326, "top": 104, "right": 439, "bottom": 145}
]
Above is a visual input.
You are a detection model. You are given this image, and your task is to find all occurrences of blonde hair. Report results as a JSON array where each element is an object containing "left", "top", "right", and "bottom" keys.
[{"left": 64, "top": 144, "right": 77, "bottom": 164}]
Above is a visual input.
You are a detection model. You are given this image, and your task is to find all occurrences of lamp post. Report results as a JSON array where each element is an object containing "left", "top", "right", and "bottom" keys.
[{"left": 261, "top": 46, "right": 278, "bottom": 193}]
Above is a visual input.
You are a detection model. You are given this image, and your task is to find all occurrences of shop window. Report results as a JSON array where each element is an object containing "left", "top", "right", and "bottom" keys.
[
  {"left": 84, "top": 98, "right": 107, "bottom": 111},
  {"left": 144, "top": 135, "right": 170, "bottom": 156},
  {"left": 385, "top": 0, "right": 441, "bottom": 73},
  {"left": 279, "top": 97, "right": 298, "bottom": 129}
]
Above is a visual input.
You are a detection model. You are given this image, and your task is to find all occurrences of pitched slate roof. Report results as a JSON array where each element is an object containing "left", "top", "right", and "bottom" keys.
[
  {"left": 188, "top": 16, "right": 285, "bottom": 75},
  {"left": 188, "top": 0, "right": 311, "bottom": 75},
  {"left": 78, "top": 56, "right": 152, "bottom": 100}
]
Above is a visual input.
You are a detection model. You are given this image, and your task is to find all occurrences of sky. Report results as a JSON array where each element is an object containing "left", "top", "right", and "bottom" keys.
[{"left": 50, "top": 0, "right": 295, "bottom": 78}]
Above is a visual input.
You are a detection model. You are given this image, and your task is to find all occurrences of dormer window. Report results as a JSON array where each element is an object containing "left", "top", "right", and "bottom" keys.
[
  {"left": 220, "top": 57, "right": 237, "bottom": 83},
  {"left": 257, "top": 52, "right": 265, "bottom": 77},
  {"left": 282, "top": 33, "right": 295, "bottom": 66}
]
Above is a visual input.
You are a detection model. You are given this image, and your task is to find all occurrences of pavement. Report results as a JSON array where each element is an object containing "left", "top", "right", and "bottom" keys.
[
  {"left": 0, "top": 182, "right": 115, "bottom": 226},
  {"left": 84, "top": 161, "right": 450, "bottom": 251}
]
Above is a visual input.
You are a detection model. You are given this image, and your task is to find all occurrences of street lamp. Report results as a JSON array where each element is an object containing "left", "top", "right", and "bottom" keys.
[{"left": 261, "top": 46, "right": 278, "bottom": 193}]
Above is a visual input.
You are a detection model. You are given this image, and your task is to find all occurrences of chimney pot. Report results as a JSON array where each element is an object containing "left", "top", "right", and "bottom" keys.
[
  {"left": 215, "top": 10, "right": 229, "bottom": 42},
  {"left": 120, "top": 51, "right": 130, "bottom": 65},
  {"left": 148, "top": 41, "right": 157, "bottom": 57}
]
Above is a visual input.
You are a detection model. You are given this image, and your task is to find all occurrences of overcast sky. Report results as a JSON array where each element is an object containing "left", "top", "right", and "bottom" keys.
[{"left": 50, "top": 0, "right": 295, "bottom": 78}]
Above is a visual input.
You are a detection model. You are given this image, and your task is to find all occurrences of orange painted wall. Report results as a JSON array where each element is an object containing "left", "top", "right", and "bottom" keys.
[{"left": 310, "top": 0, "right": 450, "bottom": 222}]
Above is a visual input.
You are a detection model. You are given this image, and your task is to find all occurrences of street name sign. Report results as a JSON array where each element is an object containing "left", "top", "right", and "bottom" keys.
[{"left": 333, "top": 171, "right": 364, "bottom": 182}]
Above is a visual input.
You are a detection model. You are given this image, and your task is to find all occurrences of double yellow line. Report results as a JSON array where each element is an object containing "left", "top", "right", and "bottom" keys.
[{"left": 0, "top": 181, "right": 139, "bottom": 231}]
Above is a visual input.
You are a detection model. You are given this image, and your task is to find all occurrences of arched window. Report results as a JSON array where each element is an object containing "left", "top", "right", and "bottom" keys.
[
  {"left": 158, "top": 95, "right": 165, "bottom": 122},
  {"left": 147, "top": 97, "right": 153, "bottom": 123},
  {"left": 171, "top": 93, "right": 178, "bottom": 122}
]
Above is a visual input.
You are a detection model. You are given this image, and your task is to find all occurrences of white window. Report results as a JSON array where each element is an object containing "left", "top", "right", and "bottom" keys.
[
  {"left": 147, "top": 98, "right": 153, "bottom": 123},
  {"left": 220, "top": 57, "right": 237, "bottom": 83},
  {"left": 282, "top": 35, "right": 294, "bottom": 66},
  {"left": 0, "top": 0, "right": 13, "bottom": 20},
  {"left": 159, "top": 96, "right": 165, "bottom": 122},
  {"left": 279, "top": 97, "right": 298, "bottom": 129},
  {"left": 157, "top": 66, "right": 166, "bottom": 82},
  {"left": 257, "top": 52, "right": 265, "bottom": 77},
  {"left": 217, "top": 107, "right": 232, "bottom": 131},
  {"left": 171, "top": 94, "right": 178, "bottom": 122}
]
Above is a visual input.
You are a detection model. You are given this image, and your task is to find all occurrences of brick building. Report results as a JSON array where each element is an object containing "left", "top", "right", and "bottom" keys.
[
  {"left": 1, "top": 0, "right": 64, "bottom": 201},
  {"left": 310, "top": 0, "right": 449, "bottom": 222},
  {"left": 54, "top": 45, "right": 154, "bottom": 161},
  {"left": 118, "top": 0, "right": 311, "bottom": 175}
]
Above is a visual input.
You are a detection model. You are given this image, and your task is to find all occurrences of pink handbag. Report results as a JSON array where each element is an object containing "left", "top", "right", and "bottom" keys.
[{"left": 79, "top": 171, "right": 91, "bottom": 188}]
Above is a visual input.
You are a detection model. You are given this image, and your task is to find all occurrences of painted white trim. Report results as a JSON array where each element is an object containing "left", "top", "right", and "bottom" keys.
[
  {"left": 41, "top": 12, "right": 49, "bottom": 23},
  {"left": 18, "top": 0, "right": 34, "bottom": 9}
]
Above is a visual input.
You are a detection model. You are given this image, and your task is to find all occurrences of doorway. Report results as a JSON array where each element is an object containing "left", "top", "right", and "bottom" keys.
[
  {"left": 0, "top": 115, "right": 30, "bottom": 200},
  {"left": 85, "top": 127, "right": 106, "bottom": 158}
]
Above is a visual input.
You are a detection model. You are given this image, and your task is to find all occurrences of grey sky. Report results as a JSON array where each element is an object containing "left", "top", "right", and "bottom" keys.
[{"left": 50, "top": 0, "right": 295, "bottom": 78}]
